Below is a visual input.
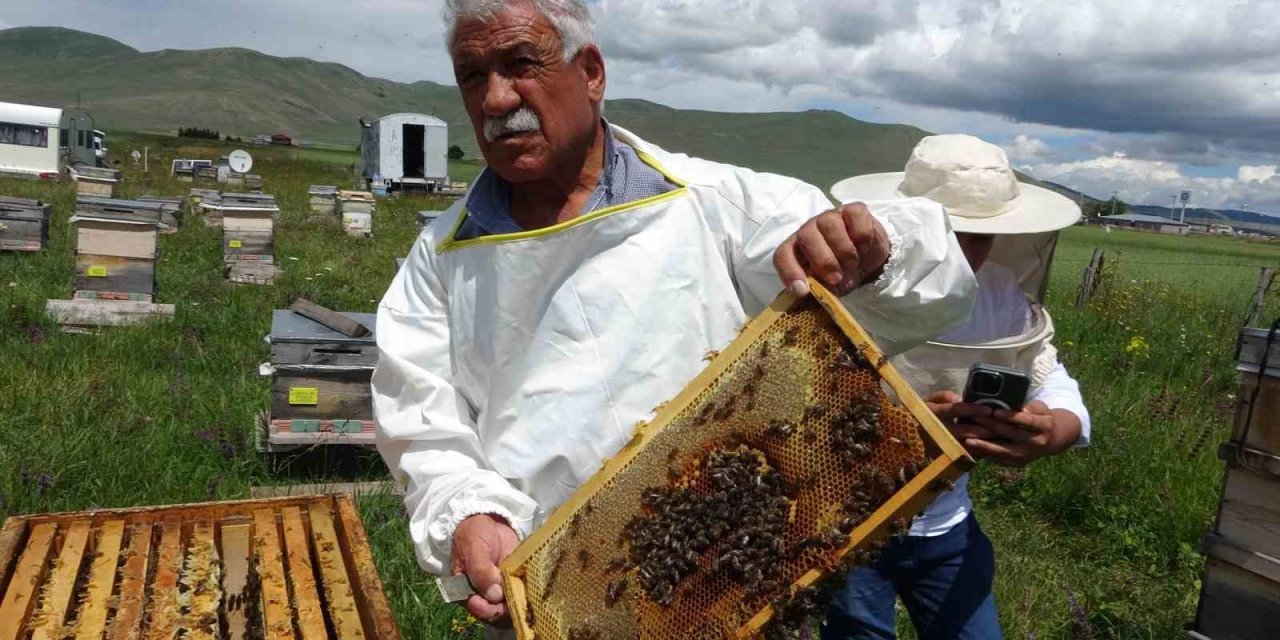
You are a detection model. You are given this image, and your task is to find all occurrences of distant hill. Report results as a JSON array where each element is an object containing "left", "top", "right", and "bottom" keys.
[
  {"left": 0, "top": 27, "right": 1106, "bottom": 195},
  {"left": 0, "top": 26, "right": 936, "bottom": 190}
]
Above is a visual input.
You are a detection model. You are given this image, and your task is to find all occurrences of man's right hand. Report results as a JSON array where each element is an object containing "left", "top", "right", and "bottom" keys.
[{"left": 451, "top": 514, "right": 520, "bottom": 624}]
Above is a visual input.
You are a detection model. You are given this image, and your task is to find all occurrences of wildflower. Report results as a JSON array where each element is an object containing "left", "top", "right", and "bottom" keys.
[
  {"left": 1125, "top": 335, "right": 1150, "bottom": 359},
  {"left": 36, "top": 473, "right": 55, "bottom": 495},
  {"left": 219, "top": 441, "right": 238, "bottom": 459},
  {"left": 194, "top": 428, "right": 217, "bottom": 443},
  {"left": 26, "top": 325, "right": 44, "bottom": 344}
]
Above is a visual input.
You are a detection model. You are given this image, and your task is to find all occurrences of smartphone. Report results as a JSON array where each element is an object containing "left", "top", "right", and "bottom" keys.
[{"left": 962, "top": 363, "right": 1030, "bottom": 412}]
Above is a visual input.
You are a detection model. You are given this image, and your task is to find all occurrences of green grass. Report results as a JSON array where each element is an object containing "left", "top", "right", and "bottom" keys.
[{"left": 2, "top": 131, "right": 1279, "bottom": 638}]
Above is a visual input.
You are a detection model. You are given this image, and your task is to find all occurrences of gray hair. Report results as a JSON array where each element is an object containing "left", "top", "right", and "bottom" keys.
[{"left": 444, "top": 0, "right": 597, "bottom": 63}]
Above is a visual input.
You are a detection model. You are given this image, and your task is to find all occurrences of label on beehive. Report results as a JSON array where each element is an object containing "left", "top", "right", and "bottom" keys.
[
  {"left": 86, "top": 265, "right": 108, "bottom": 277},
  {"left": 229, "top": 239, "right": 243, "bottom": 248},
  {"left": 288, "top": 387, "right": 319, "bottom": 406}
]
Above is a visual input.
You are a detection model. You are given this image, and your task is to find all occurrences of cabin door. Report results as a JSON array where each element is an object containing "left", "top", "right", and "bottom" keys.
[{"left": 402, "top": 124, "right": 425, "bottom": 178}]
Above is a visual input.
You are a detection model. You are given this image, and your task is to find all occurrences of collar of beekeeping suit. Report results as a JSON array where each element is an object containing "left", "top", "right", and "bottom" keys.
[{"left": 829, "top": 134, "right": 1081, "bottom": 235}]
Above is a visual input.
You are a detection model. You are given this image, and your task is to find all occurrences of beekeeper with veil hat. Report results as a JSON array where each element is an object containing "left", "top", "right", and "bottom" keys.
[{"left": 823, "top": 134, "right": 1092, "bottom": 639}]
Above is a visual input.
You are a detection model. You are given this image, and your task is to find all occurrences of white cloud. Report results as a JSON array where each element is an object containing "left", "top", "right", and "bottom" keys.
[
  {"left": 1004, "top": 135, "right": 1053, "bottom": 163},
  {"left": 1239, "top": 165, "right": 1278, "bottom": 184},
  {"left": 1027, "top": 154, "right": 1280, "bottom": 211},
  {"left": 593, "top": 0, "right": 1280, "bottom": 150}
]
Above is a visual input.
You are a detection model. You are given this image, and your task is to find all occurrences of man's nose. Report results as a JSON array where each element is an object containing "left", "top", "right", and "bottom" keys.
[{"left": 482, "top": 73, "right": 521, "bottom": 117}]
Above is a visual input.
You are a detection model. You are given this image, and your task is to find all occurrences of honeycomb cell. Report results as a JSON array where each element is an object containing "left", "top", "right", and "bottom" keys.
[{"left": 508, "top": 295, "right": 969, "bottom": 640}]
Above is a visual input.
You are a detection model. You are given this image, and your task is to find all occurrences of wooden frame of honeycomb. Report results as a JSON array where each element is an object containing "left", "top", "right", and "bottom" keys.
[
  {"left": 501, "top": 280, "right": 974, "bottom": 639},
  {"left": 0, "top": 494, "right": 399, "bottom": 640}
]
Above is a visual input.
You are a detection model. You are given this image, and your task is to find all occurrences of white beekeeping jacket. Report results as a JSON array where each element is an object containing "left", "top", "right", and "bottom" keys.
[
  {"left": 372, "top": 125, "right": 977, "bottom": 574},
  {"left": 892, "top": 262, "right": 1090, "bottom": 537}
]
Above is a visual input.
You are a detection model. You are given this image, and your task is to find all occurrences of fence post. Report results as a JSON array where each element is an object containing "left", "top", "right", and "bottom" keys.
[
  {"left": 1076, "top": 247, "right": 1104, "bottom": 309},
  {"left": 1245, "top": 266, "right": 1277, "bottom": 328}
]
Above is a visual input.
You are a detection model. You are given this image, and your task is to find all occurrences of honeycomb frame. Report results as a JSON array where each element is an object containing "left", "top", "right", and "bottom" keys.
[{"left": 501, "top": 279, "right": 974, "bottom": 639}]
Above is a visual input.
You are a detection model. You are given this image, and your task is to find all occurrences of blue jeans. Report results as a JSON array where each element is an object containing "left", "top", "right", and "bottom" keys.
[{"left": 821, "top": 514, "right": 1003, "bottom": 640}]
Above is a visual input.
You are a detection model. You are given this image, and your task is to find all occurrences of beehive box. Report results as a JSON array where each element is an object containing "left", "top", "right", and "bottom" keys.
[
  {"left": 81, "top": 196, "right": 182, "bottom": 235},
  {"left": 69, "top": 202, "right": 162, "bottom": 303},
  {"left": 138, "top": 195, "right": 187, "bottom": 232},
  {"left": 244, "top": 174, "right": 263, "bottom": 192},
  {"left": 195, "top": 166, "right": 218, "bottom": 184},
  {"left": 203, "top": 193, "right": 279, "bottom": 229},
  {"left": 265, "top": 309, "right": 378, "bottom": 449},
  {"left": 500, "top": 283, "right": 972, "bottom": 640},
  {"left": 1231, "top": 326, "right": 1280, "bottom": 456},
  {"left": 0, "top": 196, "right": 51, "bottom": 252},
  {"left": 0, "top": 494, "right": 400, "bottom": 639},
  {"left": 338, "top": 191, "right": 375, "bottom": 238},
  {"left": 309, "top": 186, "right": 338, "bottom": 218},
  {"left": 1189, "top": 325, "right": 1280, "bottom": 640},
  {"left": 70, "top": 166, "right": 121, "bottom": 198}
]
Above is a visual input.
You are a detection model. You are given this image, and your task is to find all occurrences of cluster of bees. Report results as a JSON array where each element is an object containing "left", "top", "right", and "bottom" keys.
[
  {"left": 621, "top": 446, "right": 791, "bottom": 606},
  {"left": 830, "top": 396, "right": 883, "bottom": 468}
]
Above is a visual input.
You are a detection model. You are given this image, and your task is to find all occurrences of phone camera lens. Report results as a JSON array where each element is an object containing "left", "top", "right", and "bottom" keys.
[{"left": 971, "top": 371, "right": 1003, "bottom": 396}]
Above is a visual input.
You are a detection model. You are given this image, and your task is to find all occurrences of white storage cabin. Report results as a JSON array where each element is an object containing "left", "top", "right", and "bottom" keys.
[
  {"left": 360, "top": 113, "right": 448, "bottom": 192},
  {"left": 0, "top": 101, "right": 98, "bottom": 179}
]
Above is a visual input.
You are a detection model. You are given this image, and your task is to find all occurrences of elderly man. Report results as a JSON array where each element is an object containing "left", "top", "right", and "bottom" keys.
[{"left": 372, "top": 0, "right": 976, "bottom": 632}]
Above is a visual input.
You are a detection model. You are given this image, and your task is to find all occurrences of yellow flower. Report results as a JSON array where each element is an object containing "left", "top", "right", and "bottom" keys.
[{"left": 1125, "top": 335, "right": 1150, "bottom": 359}]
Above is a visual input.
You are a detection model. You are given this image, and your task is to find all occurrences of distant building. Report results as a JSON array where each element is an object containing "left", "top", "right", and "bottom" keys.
[
  {"left": 1100, "top": 213, "right": 1190, "bottom": 235},
  {"left": 270, "top": 133, "right": 294, "bottom": 146},
  {"left": 253, "top": 134, "right": 271, "bottom": 145}
]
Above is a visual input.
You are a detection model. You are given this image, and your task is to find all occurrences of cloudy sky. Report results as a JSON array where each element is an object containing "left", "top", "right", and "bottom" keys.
[{"left": 3, "top": 0, "right": 1279, "bottom": 212}]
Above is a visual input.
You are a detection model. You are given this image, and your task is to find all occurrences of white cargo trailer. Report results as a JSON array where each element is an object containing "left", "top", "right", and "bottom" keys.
[{"left": 360, "top": 113, "right": 448, "bottom": 192}]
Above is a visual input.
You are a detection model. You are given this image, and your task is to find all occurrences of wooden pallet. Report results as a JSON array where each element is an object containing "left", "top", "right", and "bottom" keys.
[
  {"left": 226, "top": 261, "right": 278, "bottom": 285},
  {"left": 44, "top": 298, "right": 175, "bottom": 331},
  {"left": 0, "top": 494, "right": 400, "bottom": 639},
  {"left": 501, "top": 280, "right": 972, "bottom": 640}
]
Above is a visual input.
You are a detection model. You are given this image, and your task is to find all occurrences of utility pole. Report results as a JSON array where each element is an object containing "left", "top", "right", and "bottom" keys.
[
  {"left": 1111, "top": 191, "right": 1119, "bottom": 217},
  {"left": 1169, "top": 195, "right": 1179, "bottom": 219}
]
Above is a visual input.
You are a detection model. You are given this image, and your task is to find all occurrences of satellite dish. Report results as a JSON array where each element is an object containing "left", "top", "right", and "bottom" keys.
[{"left": 228, "top": 149, "right": 253, "bottom": 173}]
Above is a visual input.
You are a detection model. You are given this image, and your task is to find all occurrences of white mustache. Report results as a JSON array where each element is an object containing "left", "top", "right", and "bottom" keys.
[{"left": 484, "top": 107, "right": 542, "bottom": 142}]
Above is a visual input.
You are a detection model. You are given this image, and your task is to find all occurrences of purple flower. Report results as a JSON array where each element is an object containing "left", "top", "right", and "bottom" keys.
[
  {"left": 1065, "top": 588, "right": 1092, "bottom": 639},
  {"left": 219, "top": 441, "right": 237, "bottom": 459},
  {"left": 26, "top": 325, "right": 44, "bottom": 344},
  {"left": 36, "top": 473, "right": 54, "bottom": 494},
  {"left": 194, "top": 428, "right": 216, "bottom": 443}
]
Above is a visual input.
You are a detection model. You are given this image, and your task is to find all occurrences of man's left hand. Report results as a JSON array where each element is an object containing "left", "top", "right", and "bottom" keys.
[
  {"left": 961, "top": 401, "right": 1081, "bottom": 467},
  {"left": 774, "top": 202, "right": 891, "bottom": 297}
]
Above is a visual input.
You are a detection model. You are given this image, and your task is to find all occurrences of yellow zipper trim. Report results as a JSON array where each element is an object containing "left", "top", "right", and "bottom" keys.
[{"left": 437, "top": 148, "right": 688, "bottom": 253}]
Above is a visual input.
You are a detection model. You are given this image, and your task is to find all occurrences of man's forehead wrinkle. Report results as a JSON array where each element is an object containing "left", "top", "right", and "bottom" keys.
[{"left": 451, "top": 10, "right": 561, "bottom": 59}]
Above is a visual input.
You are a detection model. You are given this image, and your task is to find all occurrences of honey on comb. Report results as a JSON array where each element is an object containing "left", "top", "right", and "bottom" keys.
[{"left": 505, "top": 294, "right": 967, "bottom": 640}]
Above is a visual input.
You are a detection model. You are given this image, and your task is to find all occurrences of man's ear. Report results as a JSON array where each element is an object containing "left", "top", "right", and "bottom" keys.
[{"left": 578, "top": 44, "right": 607, "bottom": 104}]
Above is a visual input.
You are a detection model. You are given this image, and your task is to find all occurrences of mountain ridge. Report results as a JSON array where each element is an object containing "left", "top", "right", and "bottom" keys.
[{"left": 0, "top": 26, "right": 1077, "bottom": 196}]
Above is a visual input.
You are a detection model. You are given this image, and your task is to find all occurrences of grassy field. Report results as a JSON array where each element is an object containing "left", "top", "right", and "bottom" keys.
[{"left": 1, "top": 131, "right": 1278, "bottom": 638}]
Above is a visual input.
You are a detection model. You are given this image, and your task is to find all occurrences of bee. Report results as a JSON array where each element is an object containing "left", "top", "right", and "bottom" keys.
[
  {"left": 703, "top": 349, "right": 720, "bottom": 362},
  {"left": 604, "top": 557, "right": 629, "bottom": 574},
  {"left": 929, "top": 478, "right": 957, "bottom": 493},
  {"left": 579, "top": 549, "right": 591, "bottom": 571},
  {"left": 605, "top": 576, "right": 629, "bottom": 607},
  {"left": 803, "top": 403, "right": 827, "bottom": 421},
  {"left": 525, "top": 605, "right": 536, "bottom": 629},
  {"left": 833, "top": 352, "right": 859, "bottom": 371},
  {"left": 817, "top": 341, "right": 831, "bottom": 359},
  {"left": 766, "top": 420, "right": 794, "bottom": 439},
  {"left": 782, "top": 327, "right": 800, "bottom": 346},
  {"left": 714, "top": 400, "right": 736, "bottom": 421},
  {"left": 760, "top": 340, "right": 771, "bottom": 358},
  {"left": 752, "top": 363, "right": 767, "bottom": 380}
]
